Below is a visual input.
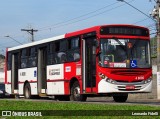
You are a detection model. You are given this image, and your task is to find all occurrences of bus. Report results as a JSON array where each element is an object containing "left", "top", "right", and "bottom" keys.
[{"left": 5, "top": 24, "right": 152, "bottom": 102}]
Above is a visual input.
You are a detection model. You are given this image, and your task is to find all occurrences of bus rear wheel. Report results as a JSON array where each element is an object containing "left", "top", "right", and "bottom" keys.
[
  {"left": 70, "top": 81, "right": 87, "bottom": 101},
  {"left": 113, "top": 93, "right": 128, "bottom": 102},
  {"left": 24, "top": 83, "right": 32, "bottom": 99}
]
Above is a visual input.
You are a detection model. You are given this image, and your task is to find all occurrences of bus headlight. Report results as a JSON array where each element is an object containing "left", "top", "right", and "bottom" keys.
[
  {"left": 98, "top": 72, "right": 116, "bottom": 84},
  {"left": 98, "top": 73, "right": 106, "bottom": 79},
  {"left": 106, "top": 78, "right": 116, "bottom": 84},
  {"left": 144, "top": 78, "right": 152, "bottom": 84}
]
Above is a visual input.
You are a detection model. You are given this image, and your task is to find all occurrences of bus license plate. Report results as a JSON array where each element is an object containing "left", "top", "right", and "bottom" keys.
[{"left": 126, "top": 85, "right": 135, "bottom": 90}]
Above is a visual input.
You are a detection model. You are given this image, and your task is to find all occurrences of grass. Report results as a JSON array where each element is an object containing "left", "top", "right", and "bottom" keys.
[{"left": 0, "top": 99, "right": 159, "bottom": 119}]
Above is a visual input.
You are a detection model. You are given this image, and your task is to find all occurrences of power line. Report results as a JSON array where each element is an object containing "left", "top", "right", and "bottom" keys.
[
  {"left": 2, "top": 0, "right": 152, "bottom": 46},
  {"left": 133, "top": 18, "right": 150, "bottom": 24},
  {"left": 3, "top": 0, "right": 135, "bottom": 42},
  {"left": 117, "top": 0, "right": 156, "bottom": 22},
  {"left": 38, "top": 0, "right": 135, "bottom": 32},
  {"left": 38, "top": 1, "right": 120, "bottom": 31},
  {"left": 4, "top": 35, "right": 23, "bottom": 45}
]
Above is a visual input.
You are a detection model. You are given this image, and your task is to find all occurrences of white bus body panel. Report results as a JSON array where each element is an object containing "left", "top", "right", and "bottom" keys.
[
  {"left": 18, "top": 67, "right": 37, "bottom": 82},
  {"left": 47, "top": 82, "right": 64, "bottom": 95},
  {"left": 5, "top": 84, "right": 11, "bottom": 94},
  {"left": 18, "top": 84, "right": 24, "bottom": 95},
  {"left": 30, "top": 83, "right": 38, "bottom": 95},
  {"left": 18, "top": 67, "right": 37, "bottom": 95},
  {"left": 5, "top": 71, "right": 11, "bottom": 94},
  {"left": 7, "top": 71, "right": 11, "bottom": 83},
  {"left": 47, "top": 64, "right": 65, "bottom": 95},
  {"left": 18, "top": 82, "right": 38, "bottom": 95},
  {"left": 47, "top": 64, "right": 64, "bottom": 80}
]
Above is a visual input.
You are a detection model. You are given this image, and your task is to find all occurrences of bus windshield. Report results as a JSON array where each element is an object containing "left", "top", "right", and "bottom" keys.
[{"left": 99, "top": 39, "right": 151, "bottom": 68}]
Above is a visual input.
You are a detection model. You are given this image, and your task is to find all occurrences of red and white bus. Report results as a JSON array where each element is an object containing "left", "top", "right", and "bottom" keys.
[{"left": 5, "top": 24, "right": 152, "bottom": 102}]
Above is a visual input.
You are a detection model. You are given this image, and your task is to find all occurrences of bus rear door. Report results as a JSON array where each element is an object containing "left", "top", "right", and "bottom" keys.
[
  {"left": 37, "top": 46, "right": 47, "bottom": 96},
  {"left": 11, "top": 52, "right": 19, "bottom": 94}
]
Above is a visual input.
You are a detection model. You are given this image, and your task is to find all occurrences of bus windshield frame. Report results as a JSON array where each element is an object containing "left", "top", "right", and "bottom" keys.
[{"left": 99, "top": 38, "right": 151, "bottom": 68}]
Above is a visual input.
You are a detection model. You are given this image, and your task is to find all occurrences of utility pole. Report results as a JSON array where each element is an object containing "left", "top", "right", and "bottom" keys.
[
  {"left": 156, "top": 0, "right": 160, "bottom": 70},
  {"left": 21, "top": 29, "right": 38, "bottom": 42},
  {"left": 151, "top": 0, "right": 160, "bottom": 99},
  {"left": 156, "top": 0, "right": 160, "bottom": 99}
]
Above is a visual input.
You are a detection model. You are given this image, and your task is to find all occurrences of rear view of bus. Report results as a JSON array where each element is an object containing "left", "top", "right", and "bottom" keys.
[{"left": 97, "top": 25, "right": 152, "bottom": 102}]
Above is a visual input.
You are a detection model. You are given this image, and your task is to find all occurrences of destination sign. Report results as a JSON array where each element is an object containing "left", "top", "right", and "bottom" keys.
[{"left": 100, "top": 26, "right": 149, "bottom": 36}]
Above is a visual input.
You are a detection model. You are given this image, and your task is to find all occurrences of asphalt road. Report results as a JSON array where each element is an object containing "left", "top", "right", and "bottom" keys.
[
  {"left": 1, "top": 97, "right": 160, "bottom": 107},
  {"left": 87, "top": 97, "right": 160, "bottom": 106}
]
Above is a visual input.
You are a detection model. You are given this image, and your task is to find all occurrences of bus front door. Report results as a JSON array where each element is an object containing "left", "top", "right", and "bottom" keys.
[
  {"left": 38, "top": 47, "right": 47, "bottom": 96},
  {"left": 11, "top": 53, "right": 19, "bottom": 94},
  {"left": 82, "top": 38, "right": 96, "bottom": 93}
]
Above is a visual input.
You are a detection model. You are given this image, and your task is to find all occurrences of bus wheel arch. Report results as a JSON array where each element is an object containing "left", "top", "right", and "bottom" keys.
[
  {"left": 69, "top": 78, "right": 87, "bottom": 101},
  {"left": 23, "top": 81, "right": 32, "bottom": 99}
]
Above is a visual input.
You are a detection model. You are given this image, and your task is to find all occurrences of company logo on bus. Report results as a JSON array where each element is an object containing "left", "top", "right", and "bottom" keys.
[{"left": 49, "top": 69, "right": 60, "bottom": 75}]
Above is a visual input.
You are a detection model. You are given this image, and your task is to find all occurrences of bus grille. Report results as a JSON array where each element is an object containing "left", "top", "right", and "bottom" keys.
[
  {"left": 111, "top": 70, "right": 146, "bottom": 76},
  {"left": 118, "top": 86, "right": 142, "bottom": 91}
]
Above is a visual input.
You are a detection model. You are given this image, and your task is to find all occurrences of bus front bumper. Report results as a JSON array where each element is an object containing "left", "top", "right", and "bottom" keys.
[{"left": 98, "top": 79, "right": 152, "bottom": 93}]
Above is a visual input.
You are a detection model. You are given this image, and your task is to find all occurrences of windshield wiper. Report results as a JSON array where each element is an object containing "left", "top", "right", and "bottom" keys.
[{"left": 114, "top": 39, "right": 127, "bottom": 52}]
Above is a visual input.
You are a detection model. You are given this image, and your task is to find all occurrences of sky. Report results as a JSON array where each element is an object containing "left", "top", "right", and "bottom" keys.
[{"left": 0, "top": 0, "right": 156, "bottom": 55}]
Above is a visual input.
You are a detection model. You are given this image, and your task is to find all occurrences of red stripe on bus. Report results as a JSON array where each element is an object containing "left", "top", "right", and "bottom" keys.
[
  {"left": 5, "top": 48, "right": 8, "bottom": 84},
  {"left": 47, "top": 79, "right": 70, "bottom": 82}
]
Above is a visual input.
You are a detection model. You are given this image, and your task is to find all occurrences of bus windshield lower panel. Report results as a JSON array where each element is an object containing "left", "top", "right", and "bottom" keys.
[{"left": 99, "top": 39, "right": 151, "bottom": 68}]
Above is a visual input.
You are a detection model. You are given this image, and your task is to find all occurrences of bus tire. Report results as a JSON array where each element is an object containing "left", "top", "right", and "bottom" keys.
[
  {"left": 70, "top": 81, "right": 87, "bottom": 101},
  {"left": 113, "top": 93, "right": 128, "bottom": 102},
  {"left": 24, "top": 83, "right": 32, "bottom": 99}
]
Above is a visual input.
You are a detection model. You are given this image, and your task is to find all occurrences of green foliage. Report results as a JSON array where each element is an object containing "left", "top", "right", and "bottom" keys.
[
  {"left": 0, "top": 100, "right": 159, "bottom": 119},
  {"left": 0, "top": 100, "right": 159, "bottom": 110}
]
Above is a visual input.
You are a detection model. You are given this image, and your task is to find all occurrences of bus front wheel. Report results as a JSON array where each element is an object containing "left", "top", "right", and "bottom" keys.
[
  {"left": 70, "top": 81, "right": 87, "bottom": 101},
  {"left": 113, "top": 93, "right": 128, "bottom": 102}
]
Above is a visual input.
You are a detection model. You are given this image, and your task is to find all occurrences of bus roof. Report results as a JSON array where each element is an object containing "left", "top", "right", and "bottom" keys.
[
  {"left": 65, "top": 24, "right": 149, "bottom": 38},
  {"left": 8, "top": 24, "right": 149, "bottom": 51},
  {"left": 8, "top": 35, "right": 65, "bottom": 51}
]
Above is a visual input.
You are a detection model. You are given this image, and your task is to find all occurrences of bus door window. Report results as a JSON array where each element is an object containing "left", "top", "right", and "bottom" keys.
[{"left": 84, "top": 38, "right": 96, "bottom": 88}]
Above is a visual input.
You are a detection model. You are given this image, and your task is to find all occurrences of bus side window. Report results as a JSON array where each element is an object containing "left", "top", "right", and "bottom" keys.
[
  {"left": 21, "top": 49, "right": 27, "bottom": 68},
  {"left": 58, "top": 40, "right": 67, "bottom": 63},
  {"left": 47, "top": 42, "right": 57, "bottom": 65},
  {"left": 67, "top": 37, "right": 80, "bottom": 62},
  {"left": 54, "top": 41, "right": 60, "bottom": 64},
  {"left": 72, "top": 37, "right": 80, "bottom": 61},
  {"left": 28, "top": 47, "right": 37, "bottom": 67}
]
